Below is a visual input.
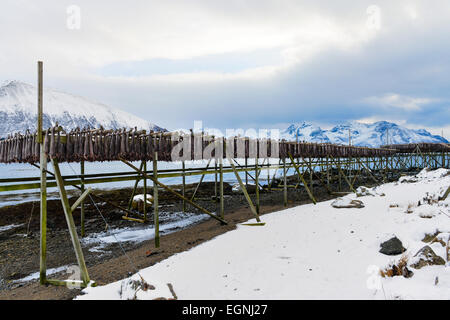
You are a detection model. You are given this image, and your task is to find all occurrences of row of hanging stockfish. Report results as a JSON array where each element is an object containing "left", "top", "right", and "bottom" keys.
[
  {"left": 380, "top": 143, "right": 450, "bottom": 154},
  {"left": 0, "top": 127, "right": 399, "bottom": 164}
]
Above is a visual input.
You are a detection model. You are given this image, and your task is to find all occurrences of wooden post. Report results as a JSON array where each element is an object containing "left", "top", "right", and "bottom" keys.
[
  {"left": 143, "top": 161, "right": 147, "bottom": 222},
  {"left": 153, "top": 152, "right": 160, "bottom": 248},
  {"left": 219, "top": 157, "right": 224, "bottom": 219},
  {"left": 326, "top": 155, "right": 330, "bottom": 187},
  {"left": 288, "top": 153, "right": 317, "bottom": 204},
  {"left": 38, "top": 61, "right": 47, "bottom": 285},
  {"left": 283, "top": 157, "right": 287, "bottom": 207},
  {"left": 127, "top": 161, "right": 144, "bottom": 210},
  {"left": 228, "top": 156, "right": 261, "bottom": 222},
  {"left": 255, "top": 155, "right": 260, "bottom": 214},
  {"left": 182, "top": 161, "right": 186, "bottom": 212},
  {"left": 37, "top": 61, "right": 43, "bottom": 144},
  {"left": 245, "top": 157, "right": 248, "bottom": 187},
  {"left": 214, "top": 159, "right": 218, "bottom": 200},
  {"left": 80, "top": 160, "right": 85, "bottom": 237},
  {"left": 51, "top": 158, "right": 90, "bottom": 285}
]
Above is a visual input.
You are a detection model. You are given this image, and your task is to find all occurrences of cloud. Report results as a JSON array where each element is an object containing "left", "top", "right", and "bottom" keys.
[
  {"left": 363, "top": 93, "right": 439, "bottom": 111},
  {"left": 1, "top": 1, "right": 450, "bottom": 133}
]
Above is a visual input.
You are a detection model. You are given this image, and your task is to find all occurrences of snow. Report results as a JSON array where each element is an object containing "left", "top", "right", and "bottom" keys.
[
  {"left": 132, "top": 194, "right": 154, "bottom": 203},
  {"left": 76, "top": 168, "right": 450, "bottom": 300},
  {"left": 81, "top": 211, "right": 210, "bottom": 253},
  {"left": 13, "top": 265, "right": 70, "bottom": 283},
  {"left": 280, "top": 121, "right": 448, "bottom": 147},
  {"left": 0, "top": 223, "right": 23, "bottom": 232}
]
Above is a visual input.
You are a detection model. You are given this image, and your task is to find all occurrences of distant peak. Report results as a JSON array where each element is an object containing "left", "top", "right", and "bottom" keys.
[{"left": 1, "top": 80, "right": 33, "bottom": 89}]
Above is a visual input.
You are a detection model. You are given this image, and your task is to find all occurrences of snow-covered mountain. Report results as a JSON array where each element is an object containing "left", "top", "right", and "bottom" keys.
[
  {"left": 281, "top": 121, "right": 448, "bottom": 147},
  {"left": 0, "top": 80, "right": 165, "bottom": 138}
]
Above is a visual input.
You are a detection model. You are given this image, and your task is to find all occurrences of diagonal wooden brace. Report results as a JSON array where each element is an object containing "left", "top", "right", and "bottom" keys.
[
  {"left": 287, "top": 153, "right": 317, "bottom": 204},
  {"left": 227, "top": 156, "right": 262, "bottom": 223},
  {"left": 51, "top": 158, "right": 91, "bottom": 286},
  {"left": 119, "top": 157, "right": 228, "bottom": 225},
  {"left": 71, "top": 187, "right": 91, "bottom": 213},
  {"left": 329, "top": 155, "right": 356, "bottom": 193}
]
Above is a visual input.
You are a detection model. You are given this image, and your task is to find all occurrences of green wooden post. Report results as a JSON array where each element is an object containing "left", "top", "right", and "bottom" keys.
[
  {"left": 80, "top": 160, "right": 85, "bottom": 237},
  {"left": 37, "top": 61, "right": 47, "bottom": 285},
  {"left": 143, "top": 161, "right": 147, "bottom": 222},
  {"left": 255, "top": 155, "right": 260, "bottom": 214},
  {"left": 219, "top": 157, "right": 224, "bottom": 219},
  {"left": 153, "top": 152, "right": 160, "bottom": 248},
  {"left": 51, "top": 158, "right": 90, "bottom": 285},
  {"left": 283, "top": 157, "right": 287, "bottom": 207},
  {"left": 214, "top": 160, "right": 218, "bottom": 200},
  {"left": 39, "top": 137, "right": 47, "bottom": 285},
  {"left": 182, "top": 161, "right": 186, "bottom": 212}
]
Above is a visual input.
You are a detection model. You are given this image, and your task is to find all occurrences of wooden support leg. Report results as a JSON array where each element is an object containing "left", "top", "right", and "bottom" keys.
[
  {"left": 39, "top": 139, "right": 47, "bottom": 285},
  {"left": 283, "top": 157, "right": 287, "bottom": 207},
  {"left": 214, "top": 160, "right": 218, "bottom": 201},
  {"left": 80, "top": 160, "right": 85, "bottom": 237},
  {"left": 182, "top": 161, "right": 186, "bottom": 212},
  {"left": 143, "top": 161, "right": 147, "bottom": 222},
  {"left": 51, "top": 158, "right": 90, "bottom": 285},
  {"left": 191, "top": 159, "right": 212, "bottom": 201},
  {"left": 227, "top": 156, "right": 261, "bottom": 222},
  {"left": 255, "top": 156, "right": 260, "bottom": 214},
  {"left": 127, "top": 161, "right": 144, "bottom": 211},
  {"left": 329, "top": 156, "right": 356, "bottom": 193},
  {"left": 287, "top": 153, "right": 317, "bottom": 204},
  {"left": 154, "top": 153, "right": 160, "bottom": 248},
  {"left": 219, "top": 157, "right": 224, "bottom": 219}
]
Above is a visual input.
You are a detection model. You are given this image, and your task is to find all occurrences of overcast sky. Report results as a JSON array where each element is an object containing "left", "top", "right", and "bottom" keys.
[{"left": 1, "top": 1, "right": 449, "bottom": 135}]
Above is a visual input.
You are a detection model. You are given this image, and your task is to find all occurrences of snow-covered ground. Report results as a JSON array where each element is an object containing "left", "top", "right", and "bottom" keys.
[{"left": 76, "top": 168, "right": 450, "bottom": 300}]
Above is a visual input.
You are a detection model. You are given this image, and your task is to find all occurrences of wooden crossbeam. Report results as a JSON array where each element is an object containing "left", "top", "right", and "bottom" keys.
[
  {"left": 287, "top": 153, "right": 317, "bottom": 204},
  {"left": 119, "top": 157, "right": 227, "bottom": 225}
]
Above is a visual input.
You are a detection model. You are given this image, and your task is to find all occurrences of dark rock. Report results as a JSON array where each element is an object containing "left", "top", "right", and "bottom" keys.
[
  {"left": 379, "top": 236, "right": 406, "bottom": 255},
  {"left": 410, "top": 246, "right": 445, "bottom": 269}
]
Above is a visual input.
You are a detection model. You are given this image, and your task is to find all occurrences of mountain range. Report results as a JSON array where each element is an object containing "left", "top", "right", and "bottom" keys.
[
  {"left": 1, "top": 80, "right": 447, "bottom": 148},
  {"left": 0, "top": 80, "right": 164, "bottom": 138},
  {"left": 280, "top": 121, "right": 448, "bottom": 147}
]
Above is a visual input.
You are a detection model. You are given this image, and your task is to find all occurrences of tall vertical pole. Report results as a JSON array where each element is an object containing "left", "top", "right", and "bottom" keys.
[
  {"left": 245, "top": 157, "right": 248, "bottom": 187},
  {"left": 143, "top": 161, "right": 147, "bottom": 222},
  {"left": 219, "top": 157, "right": 224, "bottom": 219},
  {"left": 52, "top": 159, "right": 90, "bottom": 285},
  {"left": 182, "top": 161, "right": 186, "bottom": 212},
  {"left": 153, "top": 152, "right": 159, "bottom": 248},
  {"left": 38, "top": 61, "right": 47, "bottom": 285},
  {"left": 214, "top": 159, "right": 218, "bottom": 200},
  {"left": 283, "top": 157, "right": 287, "bottom": 207},
  {"left": 80, "top": 160, "right": 85, "bottom": 237},
  {"left": 255, "top": 155, "right": 260, "bottom": 214}
]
